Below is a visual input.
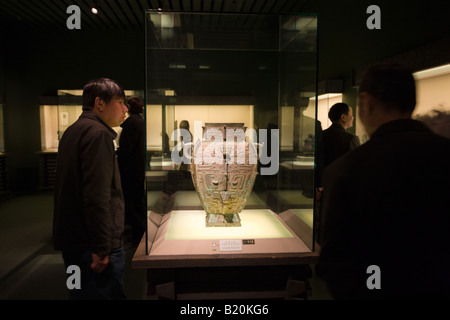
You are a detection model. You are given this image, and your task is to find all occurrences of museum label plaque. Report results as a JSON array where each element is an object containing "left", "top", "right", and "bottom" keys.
[{"left": 219, "top": 239, "right": 243, "bottom": 251}]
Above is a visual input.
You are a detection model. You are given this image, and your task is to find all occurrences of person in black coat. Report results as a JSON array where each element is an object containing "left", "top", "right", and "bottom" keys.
[
  {"left": 322, "top": 102, "right": 360, "bottom": 169},
  {"left": 117, "top": 96, "right": 146, "bottom": 244},
  {"left": 316, "top": 103, "right": 360, "bottom": 242},
  {"left": 53, "top": 78, "right": 128, "bottom": 299},
  {"left": 319, "top": 64, "right": 450, "bottom": 299}
]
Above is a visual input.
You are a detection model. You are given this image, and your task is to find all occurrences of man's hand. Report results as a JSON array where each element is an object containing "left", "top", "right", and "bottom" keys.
[
  {"left": 316, "top": 187, "right": 324, "bottom": 201},
  {"left": 90, "top": 252, "right": 109, "bottom": 273}
]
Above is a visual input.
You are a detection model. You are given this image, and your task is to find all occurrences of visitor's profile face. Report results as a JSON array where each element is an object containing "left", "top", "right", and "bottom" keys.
[
  {"left": 101, "top": 96, "right": 128, "bottom": 127},
  {"left": 342, "top": 107, "right": 354, "bottom": 129}
]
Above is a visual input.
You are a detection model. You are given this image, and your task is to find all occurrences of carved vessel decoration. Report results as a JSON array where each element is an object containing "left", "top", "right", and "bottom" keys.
[{"left": 190, "top": 123, "right": 258, "bottom": 227}]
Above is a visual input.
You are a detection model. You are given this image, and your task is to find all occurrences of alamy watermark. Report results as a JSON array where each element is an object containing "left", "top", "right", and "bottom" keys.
[
  {"left": 66, "top": 4, "right": 381, "bottom": 30},
  {"left": 65, "top": 263, "right": 382, "bottom": 291},
  {"left": 66, "top": 265, "right": 81, "bottom": 290},
  {"left": 366, "top": 5, "right": 381, "bottom": 30},
  {"left": 66, "top": 5, "right": 81, "bottom": 30},
  {"left": 366, "top": 265, "right": 381, "bottom": 290}
]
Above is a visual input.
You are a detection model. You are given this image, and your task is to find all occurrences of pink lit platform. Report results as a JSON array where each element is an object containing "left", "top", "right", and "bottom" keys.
[{"left": 133, "top": 209, "right": 319, "bottom": 269}]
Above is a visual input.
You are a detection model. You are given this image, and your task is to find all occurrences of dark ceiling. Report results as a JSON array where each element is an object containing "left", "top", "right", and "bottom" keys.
[
  {"left": 1, "top": 0, "right": 450, "bottom": 81},
  {"left": 0, "top": 0, "right": 314, "bottom": 31}
]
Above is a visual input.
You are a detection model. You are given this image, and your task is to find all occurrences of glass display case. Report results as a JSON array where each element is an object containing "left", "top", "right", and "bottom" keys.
[
  {"left": 39, "top": 91, "right": 83, "bottom": 154},
  {"left": 136, "top": 12, "right": 319, "bottom": 291},
  {"left": 55, "top": 90, "right": 84, "bottom": 144},
  {"left": 39, "top": 89, "right": 143, "bottom": 152},
  {"left": 38, "top": 97, "right": 59, "bottom": 190},
  {"left": 0, "top": 103, "right": 4, "bottom": 153},
  {"left": 0, "top": 103, "right": 6, "bottom": 194},
  {"left": 39, "top": 98, "right": 59, "bottom": 152},
  {"left": 38, "top": 90, "right": 142, "bottom": 189},
  {"left": 413, "top": 63, "right": 450, "bottom": 139}
]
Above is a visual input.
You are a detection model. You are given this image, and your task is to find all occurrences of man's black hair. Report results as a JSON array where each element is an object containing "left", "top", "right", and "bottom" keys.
[
  {"left": 82, "top": 78, "right": 125, "bottom": 111},
  {"left": 358, "top": 64, "right": 416, "bottom": 113},
  {"left": 127, "top": 96, "right": 144, "bottom": 114},
  {"left": 328, "top": 102, "right": 350, "bottom": 123}
]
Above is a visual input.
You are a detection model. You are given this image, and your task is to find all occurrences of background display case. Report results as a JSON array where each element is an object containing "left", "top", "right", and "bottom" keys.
[
  {"left": 38, "top": 90, "right": 142, "bottom": 190},
  {"left": 0, "top": 103, "right": 6, "bottom": 195},
  {"left": 413, "top": 63, "right": 450, "bottom": 139},
  {"left": 0, "top": 103, "right": 4, "bottom": 153},
  {"left": 38, "top": 97, "right": 58, "bottom": 190},
  {"left": 134, "top": 11, "right": 319, "bottom": 299}
]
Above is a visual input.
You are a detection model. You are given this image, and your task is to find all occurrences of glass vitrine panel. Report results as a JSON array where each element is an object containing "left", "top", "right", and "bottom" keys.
[
  {"left": 39, "top": 103, "right": 58, "bottom": 151},
  {"left": 57, "top": 90, "right": 83, "bottom": 142},
  {"left": 145, "top": 11, "right": 318, "bottom": 256},
  {"left": 412, "top": 63, "right": 450, "bottom": 140},
  {"left": 0, "top": 104, "right": 5, "bottom": 153},
  {"left": 39, "top": 90, "right": 143, "bottom": 151}
]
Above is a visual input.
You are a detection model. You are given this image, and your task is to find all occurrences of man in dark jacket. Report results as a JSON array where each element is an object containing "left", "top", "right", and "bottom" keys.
[
  {"left": 117, "top": 96, "right": 146, "bottom": 244},
  {"left": 319, "top": 64, "right": 450, "bottom": 299},
  {"left": 316, "top": 103, "right": 359, "bottom": 243},
  {"left": 53, "top": 78, "right": 128, "bottom": 299},
  {"left": 322, "top": 102, "right": 360, "bottom": 169}
]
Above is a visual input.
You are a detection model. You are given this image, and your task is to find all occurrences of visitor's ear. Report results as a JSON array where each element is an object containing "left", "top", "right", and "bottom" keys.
[
  {"left": 358, "top": 92, "right": 366, "bottom": 105},
  {"left": 358, "top": 92, "right": 372, "bottom": 114},
  {"left": 365, "top": 93, "right": 377, "bottom": 114},
  {"left": 94, "top": 97, "right": 104, "bottom": 112}
]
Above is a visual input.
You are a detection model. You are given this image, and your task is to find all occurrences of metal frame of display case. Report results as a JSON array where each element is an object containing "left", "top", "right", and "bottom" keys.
[{"left": 0, "top": 103, "right": 7, "bottom": 196}]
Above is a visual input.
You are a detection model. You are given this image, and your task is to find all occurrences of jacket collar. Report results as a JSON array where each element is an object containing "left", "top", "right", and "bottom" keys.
[
  {"left": 371, "top": 119, "right": 430, "bottom": 139},
  {"left": 330, "top": 123, "right": 345, "bottom": 130},
  {"left": 80, "top": 111, "right": 118, "bottom": 138}
]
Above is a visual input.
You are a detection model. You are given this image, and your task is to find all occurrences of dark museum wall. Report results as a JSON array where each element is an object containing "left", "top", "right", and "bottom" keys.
[
  {"left": 1, "top": 0, "right": 450, "bottom": 193},
  {"left": 1, "top": 25, "right": 144, "bottom": 192},
  {"left": 312, "top": 1, "right": 450, "bottom": 115}
]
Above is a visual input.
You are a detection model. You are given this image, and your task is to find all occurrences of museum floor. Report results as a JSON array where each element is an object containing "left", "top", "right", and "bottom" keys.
[{"left": 0, "top": 192, "right": 332, "bottom": 300}]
